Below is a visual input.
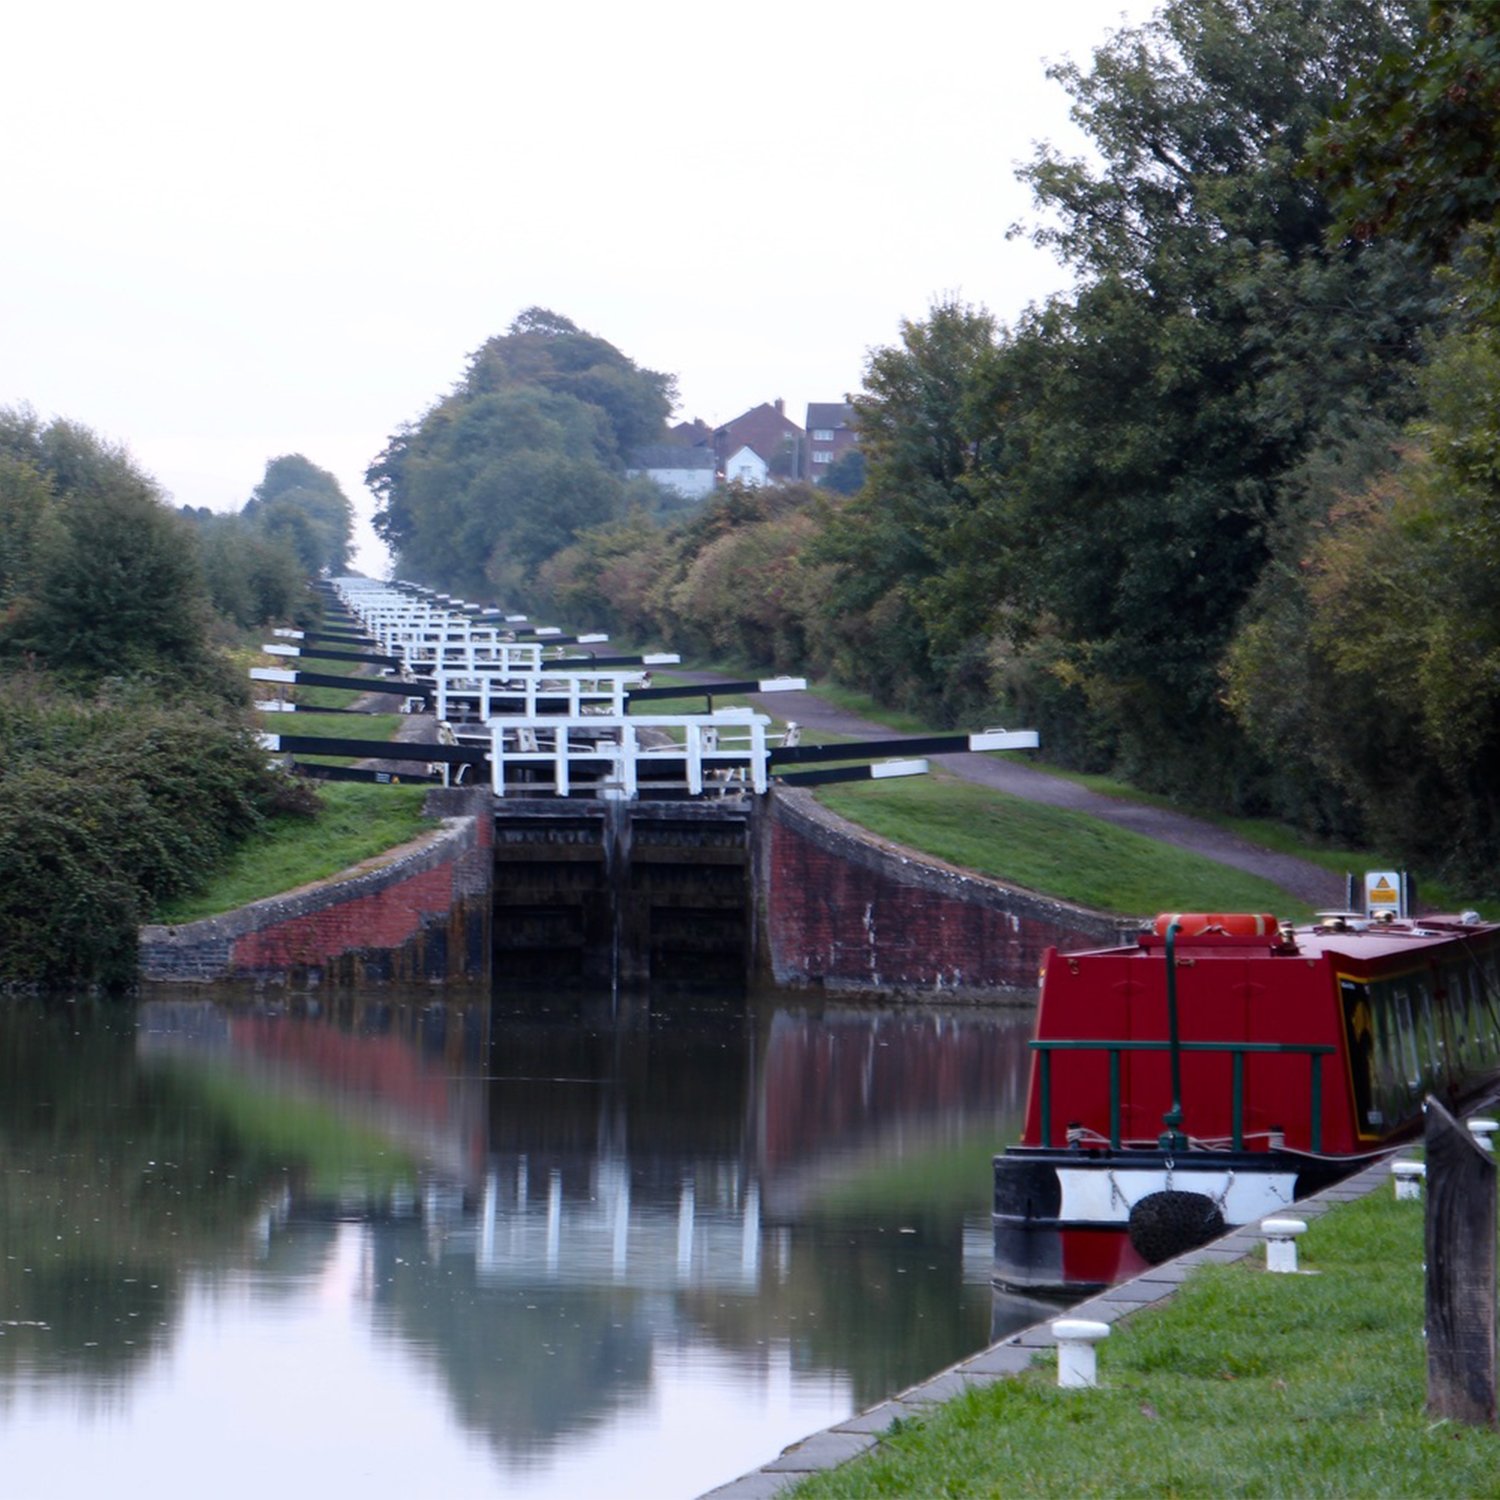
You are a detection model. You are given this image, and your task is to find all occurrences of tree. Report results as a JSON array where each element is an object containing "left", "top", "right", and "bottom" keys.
[
  {"left": 368, "top": 311, "right": 675, "bottom": 597},
  {"left": 1310, "top": 2, "right": 1500, "bottom": 276},
  {"left": 819, "top": 447, "right": 866, "bottom": 495},
  {"left": 242, "top": 453, "right": 353, "bottom": 573},
  {"left": 0, "top": 412, "right": 216, "bottom": 684},
  {"left": 983, "top": 0, "right": 1436, "bottom": 795},
  {"left": 189, "top": 513, "right": 308, "bottom": 627},
  {"left": 814, "top": 301, "right": 1004, "bottom": 716}
]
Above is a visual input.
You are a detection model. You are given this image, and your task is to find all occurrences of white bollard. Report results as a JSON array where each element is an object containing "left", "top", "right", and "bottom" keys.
[
  {"left": 1262, "top": 1217, "right": 1307, "bottom": 1273},
  {"left": 1467, "top": 1117, "right": 1497, "bottom": 1151},
  {"left": 1391, "top": 1160, "right": 1426, "bottom": 1201},
  {"left": 1051, "top": 1318, "right": 1110, "bottom": 1388}
]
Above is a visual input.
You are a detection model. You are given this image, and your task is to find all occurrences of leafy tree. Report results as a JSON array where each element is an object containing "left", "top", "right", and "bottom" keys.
[
  {"left": 1310, "top": 1, "right": 1500, "bottom": 276},
  {"left": 242, "top": 453, "right": 353, "bottom": 573},
  {"left": 0, "top": 412, "right": 218, "bottom": 685},
  {"left": 980, "top": 0, "right": 1436, "bottom": 794},
  {"left": 190, "top": 513, "right": 308, "bottom": 627},
  {"left": 819, "top": 447, "right": 866, "bottom": 495},
  {"left": 368, "top": 310, "right": 675, "bottom": 595},
  {"left": 814, "top": 302, "right": 1004, "bottom": 716},
  {"left": 0, "top": 446, "right": 57, "bottom": 613}
]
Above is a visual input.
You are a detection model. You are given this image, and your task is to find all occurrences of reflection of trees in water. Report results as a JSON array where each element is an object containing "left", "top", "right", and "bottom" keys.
[
  {"left": 0, "top": 993, "right": 1036, "bottom": 1466},
  {"left": 361, "top": 1000, "right": 1031, "bottom": 1442},
  {"left": 367, "top": 1222, "right": 654, "bottom": 1466},
  {"left": 0, "top": 1002, "right": 295, "bottom": 1390},
  {"left": 677, "top": 1218, "right": 988, "bottom": 1412}
]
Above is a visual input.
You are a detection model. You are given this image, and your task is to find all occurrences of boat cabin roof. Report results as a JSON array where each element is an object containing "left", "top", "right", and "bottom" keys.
[{"left": 1097, "top": 913, "right": 1500, "bottom": 967}]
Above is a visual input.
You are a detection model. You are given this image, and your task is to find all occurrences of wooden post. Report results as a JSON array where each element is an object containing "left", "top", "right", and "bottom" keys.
[{"left": 1425, "top": 1097, "right": 1498, "bottom": 1426}]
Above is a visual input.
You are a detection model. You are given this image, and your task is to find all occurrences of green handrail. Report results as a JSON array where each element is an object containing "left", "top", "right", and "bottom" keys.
[{"left": 1031, "top": 1039, "right": 1335, "bottom": 1153}]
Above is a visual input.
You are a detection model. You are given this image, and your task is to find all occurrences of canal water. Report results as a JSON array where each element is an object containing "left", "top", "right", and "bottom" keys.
[{"left": 0, "top": 988, "right": 1040, "bottom": 1499}]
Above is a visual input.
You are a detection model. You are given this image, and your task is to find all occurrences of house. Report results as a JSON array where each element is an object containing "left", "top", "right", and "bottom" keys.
[
  {"left": 714, "top": 399, "right": 805, "bottom": 482},
  {"left": 625, "top": 443, "right": 717, "bottom": 500},
  {"left": 804, "top": 401, "right": 859, "bottom": 481},
  {"left": 723, "top": 444, "right": 770, "bottom": 487}
]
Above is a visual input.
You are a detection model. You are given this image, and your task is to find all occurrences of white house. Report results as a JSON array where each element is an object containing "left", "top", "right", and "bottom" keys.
[
  {"left": 723, "top": 444, "right": 770, "bottom": 487},
  {"left": 625, "top": 444, "right": 717, "bottom": 500}
]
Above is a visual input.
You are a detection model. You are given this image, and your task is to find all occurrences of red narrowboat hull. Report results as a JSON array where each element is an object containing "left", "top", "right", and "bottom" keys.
[{"left": 995, "top": 911, "right": 1500, "bottom": 1292}]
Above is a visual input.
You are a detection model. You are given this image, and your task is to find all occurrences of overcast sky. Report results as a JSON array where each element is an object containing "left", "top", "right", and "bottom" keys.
[{"left": 3, "top": 1, "right": 1155, "bottom": 574}]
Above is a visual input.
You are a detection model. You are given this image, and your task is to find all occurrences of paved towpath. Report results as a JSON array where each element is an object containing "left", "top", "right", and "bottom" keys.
[{"left": 710, "top": 678, "right": 1347, "bottom": 912}]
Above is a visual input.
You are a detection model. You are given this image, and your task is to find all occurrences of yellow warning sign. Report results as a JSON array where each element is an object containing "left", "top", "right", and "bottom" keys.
[{"left": 1365, "top": 870, "right": 1403, "bottom": 914}]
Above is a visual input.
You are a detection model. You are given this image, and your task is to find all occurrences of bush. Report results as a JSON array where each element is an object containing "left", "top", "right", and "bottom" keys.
[{"left": 0, "top": 676, "right": 311, "bottom": 988}]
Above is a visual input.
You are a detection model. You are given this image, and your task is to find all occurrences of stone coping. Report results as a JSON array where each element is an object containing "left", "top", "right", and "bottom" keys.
[{"left": 700, "top": 1152, "right": 1403, "bottom": 1498}]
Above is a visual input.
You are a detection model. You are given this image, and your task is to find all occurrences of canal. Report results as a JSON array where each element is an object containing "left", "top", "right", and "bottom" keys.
[{"left": 0, "top": 987, "right": 1040, "bottom": 1499}]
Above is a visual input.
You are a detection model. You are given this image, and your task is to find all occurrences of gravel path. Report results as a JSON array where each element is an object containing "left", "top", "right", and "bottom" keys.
[{"left": 725, "top": 680, "right": 1347, "bottom": 911}]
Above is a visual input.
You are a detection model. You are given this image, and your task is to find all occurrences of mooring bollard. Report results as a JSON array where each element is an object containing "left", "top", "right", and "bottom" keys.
[
  {"left": 1262, "top": 1217, "right": 1307, "bottom": 1273},
  {"left": 1392, "top": 1160, "right": 1426, "bottom": 1200},
  {"left": 1051, "top": 1318, "right": 1110, "bottom": 1388},
  {"left": 1386, "top": 1164, "right": 1422, "bottom": 1200},
  {"left": 1467, "top": 1117, "right": 1497, "bottom": 1152}
]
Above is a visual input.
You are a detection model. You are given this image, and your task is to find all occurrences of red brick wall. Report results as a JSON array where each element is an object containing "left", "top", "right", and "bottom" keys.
[
  {"left": 139, "top": 789, "right": 492, "bottom": 989},
  {"left": 760, "top": 790, "right": 1120, "bottom": 997},
  {"left": 230, "top": 862, "right": 460, "bottom": 970}
]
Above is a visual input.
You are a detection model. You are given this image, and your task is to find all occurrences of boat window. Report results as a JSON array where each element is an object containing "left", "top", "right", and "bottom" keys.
[
  {"left": 1395, "top": 986, "right": 1423, "bottom": 1091},
  {"left": 1367, "top": 981, "right": 1410, "bottom": 1123},
  {"left": 1463, "top": 966, "right": 1490, "bottom": 1065},
  {"left": 1456, "top": 967, "right": 1478, "bottom": 1066},
  {"left": 1416, "top": 979, "right": 1445, "bottom": 1081},
  {"left": 1480, "top": 959, "right": 1500, "bottom": 1055}
]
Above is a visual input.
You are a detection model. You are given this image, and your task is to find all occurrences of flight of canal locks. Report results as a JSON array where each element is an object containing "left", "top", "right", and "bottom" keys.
[{"left": 20, "top": 579, "right": 1497, "bottom": 1497}]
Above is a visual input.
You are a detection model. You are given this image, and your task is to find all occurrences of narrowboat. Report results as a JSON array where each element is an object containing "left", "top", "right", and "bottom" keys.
[{"left": 994, "top": 893, "right": 1500, "bottom": 1292}]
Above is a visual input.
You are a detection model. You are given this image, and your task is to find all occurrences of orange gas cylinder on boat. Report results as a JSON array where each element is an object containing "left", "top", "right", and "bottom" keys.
[{"left": 1153, "top": 912, "right": 1278, "bottom": 938}]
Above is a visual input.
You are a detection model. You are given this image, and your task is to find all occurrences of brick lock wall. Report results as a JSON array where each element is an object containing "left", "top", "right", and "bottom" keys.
[
  {"left": 760, "top": 789, "right": 1121, "bottom": 998},
  {"left": 139, "top": 788, "right": 493, "bottom": 990}
]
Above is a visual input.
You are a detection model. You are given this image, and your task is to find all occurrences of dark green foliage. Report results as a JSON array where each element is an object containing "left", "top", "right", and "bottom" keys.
[
  {"left": 0, "top": 409, "right": 218, "bottom": 685},
  {"left": 368, "top": 309, "right": 675, "bottom": 597},
  {"left": 782, "top": 2, "right": 1439, "bottom": 799},
  {"left": 0, "top": 408, "right": 321, "bottom": 985},
  {"left": 1311, "top": 1, "right": 1500, "bottom": 272},
  {"left": 819, "top": 447, "right": 866, "bottom": 495},
  {"left": 0, "top": 445, "right": 57, "bottom": 612},
  {"left": 0, "top": 676, "right": 310, "bottom": 988},
  {"left": 189, "top": 512, "right": 309, "bottom": 628},
  {"left": 241, "top": 453, "right": 353, "bottom": 574},
  {"left": 978, "top": 0, "right": 1437, "bottom": 799},
  {"left": 540, "top": 483, "right": 837, "bottom": 672},
  {"left": 813, "top": 301, "right": 1004, "bottom": 720}
]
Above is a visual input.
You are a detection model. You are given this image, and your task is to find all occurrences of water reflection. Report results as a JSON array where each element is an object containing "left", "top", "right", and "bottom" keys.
[{"left": 0, "top": 991, "right": 1033, "bottom": 1499}]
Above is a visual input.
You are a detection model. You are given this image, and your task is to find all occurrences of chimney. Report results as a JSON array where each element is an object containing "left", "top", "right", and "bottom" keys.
[{"left": 775, "top": 398, "right": 784, "bottom": 415}]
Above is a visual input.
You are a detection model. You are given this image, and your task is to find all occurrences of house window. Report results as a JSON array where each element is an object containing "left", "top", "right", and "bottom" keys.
[
  {"left": 812, "top": 450, "right": 833, "bottom": 464},
  {"left": 812, "top": 428, "right": 835, "bottom": 441}
]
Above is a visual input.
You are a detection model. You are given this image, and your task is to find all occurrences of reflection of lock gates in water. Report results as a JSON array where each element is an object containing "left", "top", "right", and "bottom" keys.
[{"left": 1, "top": 993, "right": 1036, "bottom": 1498}]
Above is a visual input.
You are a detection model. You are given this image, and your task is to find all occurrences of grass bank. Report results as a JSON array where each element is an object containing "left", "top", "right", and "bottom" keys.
[
  {"left": 794, "top": 1184, "right": 1500, "bottom": 1498},
  {"left": 818, "top": 773, "right": 1309, "bottom": 919},
  {"left": 152, "top": 782, "right": 430, "bottom": 923}
]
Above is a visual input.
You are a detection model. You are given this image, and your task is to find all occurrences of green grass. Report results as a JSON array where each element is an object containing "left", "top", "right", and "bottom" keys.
[
  {"left": 258, "top": 711, "right": 405, "bottom": 744},
  {"left": 795, "top": 1188, "right": 1500, "bottom": 1498},
  {"left": 290, "top": 682, "right": 365, "bottom": 710},
  {"left": 809, "top": 1131, "right": 1011, "bottom": 1220},
  {"left": 162, "top": 1061, "right": 419, "bottom": 1198},
  {"left": 817, "top": 773, "right": 1314, "bottom": 918},
  {"left": 153, "top": 783, "right": 431, "bottom": 922},
  {"left": 801, "top": 679, "right": 935, "bottom": 735},
  {"left": 1019, "top": 762, "right": 1500, "bottom": 918}
]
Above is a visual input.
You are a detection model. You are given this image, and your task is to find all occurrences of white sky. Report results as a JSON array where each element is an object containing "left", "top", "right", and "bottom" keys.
[{"left": 2, "top": 1, "right": 1155, "bottom": 576}]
